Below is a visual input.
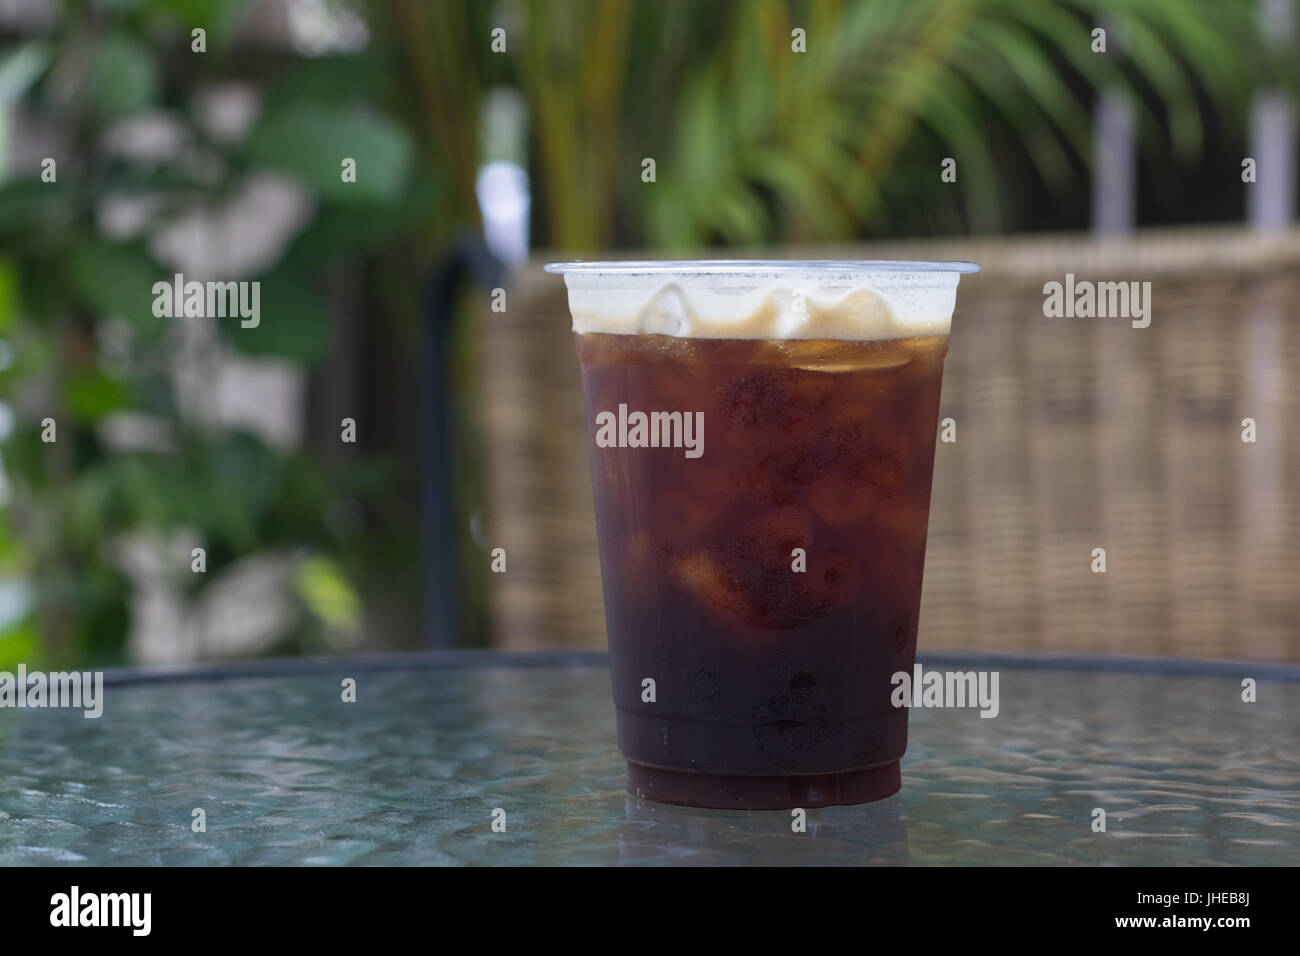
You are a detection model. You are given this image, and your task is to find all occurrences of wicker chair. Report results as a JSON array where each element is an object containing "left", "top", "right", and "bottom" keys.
[{"left": 471, "top": 226, "right": 1300, "bottom": 661}]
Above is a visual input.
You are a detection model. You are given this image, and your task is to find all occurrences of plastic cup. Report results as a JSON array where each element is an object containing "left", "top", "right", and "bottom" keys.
[{"left": 548, "top": 260, "right": 978, "bottom": 809}]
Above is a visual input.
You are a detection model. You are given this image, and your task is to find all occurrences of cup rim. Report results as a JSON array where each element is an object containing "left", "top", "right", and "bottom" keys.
[{"left": 543, "top": 259, "right": 980, "bottom": 275}]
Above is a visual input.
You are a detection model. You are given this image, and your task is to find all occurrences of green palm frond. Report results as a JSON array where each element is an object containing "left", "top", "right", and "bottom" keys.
[
  {"left": 637, "top": 0, "right": 1273, "bottom": 245},
  {"left": 387, "top": 0, "right": 1283, "bottom": 248}
]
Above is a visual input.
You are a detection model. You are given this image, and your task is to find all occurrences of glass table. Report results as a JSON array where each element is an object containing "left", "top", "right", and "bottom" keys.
[{"left": 1, "top": 651, "right": 1296, "bottom": 865}]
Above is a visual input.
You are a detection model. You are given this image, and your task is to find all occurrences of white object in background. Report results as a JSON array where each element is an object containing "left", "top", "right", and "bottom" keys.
[
  {"left": 1248, "top": 0, "right": 1296, "bottom": 231},
  {"left": 1091, "top": 88, "right": 1137, "bottom": 235},
  {"left": 477, "top": 87, "right": 530, "bottom": 266},
  {"left": 117, "top": 530, "right": 298, "bottom": 663},
  {"left": 476, "top": 160, "right": 530, "bottom": 267}
]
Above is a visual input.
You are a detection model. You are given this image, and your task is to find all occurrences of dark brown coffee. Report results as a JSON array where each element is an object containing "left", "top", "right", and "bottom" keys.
[{"left": 575, "top": 331, "right": 948, "bottom": 809}]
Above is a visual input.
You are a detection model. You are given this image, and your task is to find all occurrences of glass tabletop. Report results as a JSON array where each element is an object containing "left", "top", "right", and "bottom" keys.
[{"left": 1, "top": 652, "right": 1296, "bottom": 866}]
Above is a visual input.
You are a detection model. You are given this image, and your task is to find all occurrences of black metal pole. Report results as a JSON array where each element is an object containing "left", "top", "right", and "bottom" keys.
[{"left": 420, "top": 233, "right": 503, "bottom": 648}]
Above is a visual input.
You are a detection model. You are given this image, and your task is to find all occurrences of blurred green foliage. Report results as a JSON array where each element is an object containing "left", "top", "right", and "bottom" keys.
[
  {"left": 0, "top": 0, "right": 1289, "bottom": 667},
  {"left": 0, "top": 0, "right": 419, "bottom": 666},
  {"left": 386, "top": 0, "right": 1283, "bottom": 248}
]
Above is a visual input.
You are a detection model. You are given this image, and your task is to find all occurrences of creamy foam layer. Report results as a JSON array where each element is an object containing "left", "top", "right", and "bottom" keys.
[{"left": 551, "top": 264, "right": 973, "bottom": 340}]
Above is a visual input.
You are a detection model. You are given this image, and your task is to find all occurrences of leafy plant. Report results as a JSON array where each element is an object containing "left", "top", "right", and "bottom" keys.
[
  {"left": 0, "top": 1, "right": 419, "bottom": 666},
  {"left": 383, "top": 0, "right": 1283, "bottom": 249}
]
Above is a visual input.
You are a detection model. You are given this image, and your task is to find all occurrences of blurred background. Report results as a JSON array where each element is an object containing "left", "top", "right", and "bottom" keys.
[{"left": 0, "top": 0, "right": 1296, "bottom": 669}]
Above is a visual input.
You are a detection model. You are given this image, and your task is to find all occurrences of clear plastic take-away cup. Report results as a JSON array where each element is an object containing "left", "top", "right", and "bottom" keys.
[{"left": 547, "top": 260, "right": 978, "bottom": 809}]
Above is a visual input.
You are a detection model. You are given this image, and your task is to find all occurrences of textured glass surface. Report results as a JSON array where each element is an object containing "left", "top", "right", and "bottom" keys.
[{"left": 0, "top": 659, "right": 1296, "bottom": 865}]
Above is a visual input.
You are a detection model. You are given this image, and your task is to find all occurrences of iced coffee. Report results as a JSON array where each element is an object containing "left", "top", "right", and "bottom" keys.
[{"left": 548, "top": 260, "right": 978, "bottom": 809}]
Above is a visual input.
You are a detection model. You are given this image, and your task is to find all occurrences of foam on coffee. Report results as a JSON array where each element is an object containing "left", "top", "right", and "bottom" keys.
[{"left": 553, "top": 264, "right": 971, "bottom": 341}]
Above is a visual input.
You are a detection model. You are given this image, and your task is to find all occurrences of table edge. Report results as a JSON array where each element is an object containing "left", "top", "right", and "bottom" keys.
[{"left": 92, "top": 648, "right": 1300, "bottom": 687}]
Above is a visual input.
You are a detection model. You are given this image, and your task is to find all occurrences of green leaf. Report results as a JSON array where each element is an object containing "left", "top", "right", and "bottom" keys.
[
  {"left": 706, "top": 186, "right": 769, "bottom": 245},
  {"left": 295, "top": 556, "right": 360, "bottom": 631},
  {"left": 66, "top": 464, "right": 121, "bottom": 547},
  {"left": 0, "top": 258, "right": 17, "bottom": 332},
  {"left": 261, "top": 55, "right": 387, "bottom": 113},
  {"left": 949, "top": 32, "right": 1078, "bottom": 189},
  {"left": 0, "top": 40, "right": 50, "bottom": 103},
  {"left": 749, "top": 149, "right": 851, "bottom": 237},
  {"left": 963, "top": 17, "right": 1091, "bottom": 157},
  {"left": 0, "top": 425, "right": 48, "bottom": 485},
  {"left": 92, "top": 33, "right": 159, "bottom": 119},
  {"left": 903, "top": 67, "right": 1005, "bottom": 230},
  {"left": 0, "top": 620, "right": 38, "bottom": 672},
  {"left": 244, "top": 103, "right": 414, "bottom": 204},
  {"left": 66, "top": 240, "right": 163, "bottom": 328},
  {"left": 62, "top": 370, "right": 132, "bottom": 423},
  {"left": 221, "top": 268, "right": 332, "bottom": 364},
  {"left": 1098, "top": 11, "right": 1202, "bottom": 157},
  {"left": 283, "top": 175, "right": 431, "bottom": 267},
  {"left": 211, "top": 432, "right": 280, "bottom": 522},
  {"left": 149, "top": 0, "right": 257, "bottom": 48},
  {"left": 0, "top": 179, "right": 77, "bottom": 243}
]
